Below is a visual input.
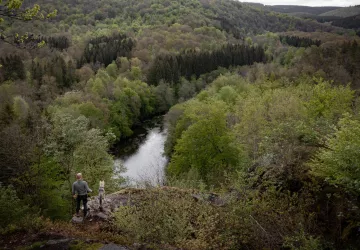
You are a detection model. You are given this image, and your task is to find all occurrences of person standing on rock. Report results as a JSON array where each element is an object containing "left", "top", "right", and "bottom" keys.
[{"left": 72, "top": 173, "right": 92, "bottom": 217}]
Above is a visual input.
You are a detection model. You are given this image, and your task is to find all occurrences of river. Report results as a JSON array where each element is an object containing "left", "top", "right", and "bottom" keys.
[{"left": 112, "top": 116, "right": 168, "bottom": 187}]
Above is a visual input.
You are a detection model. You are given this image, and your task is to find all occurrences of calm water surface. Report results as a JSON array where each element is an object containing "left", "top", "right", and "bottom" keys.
[{"left": 113, "top": 116, "right": 168, "bottom": 186}]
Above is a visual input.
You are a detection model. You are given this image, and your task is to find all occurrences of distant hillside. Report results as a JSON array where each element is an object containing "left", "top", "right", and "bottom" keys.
[
  {"left": 332, "top": 15, "right": 360, "bottom": 29},
  {"left": 267, "top": 5, "right": 340, "bottom": 15},
  {"left": 243, "top": 3, "right": 359, "bottom": 32},
  {"left": 285, "top": 12, "right": 317, "bottom": 18},
  {"left": 314, "top": 16, "right": 341, "bottom": 23},
  {"left": 243, "top": 3, "right": 341, "bottom": 15},
  {"left": 320, "top": 6, "right": 360, "bottom": 17},
  {"left": 21, "top": 0, "right": 343, "bottom": 41}
]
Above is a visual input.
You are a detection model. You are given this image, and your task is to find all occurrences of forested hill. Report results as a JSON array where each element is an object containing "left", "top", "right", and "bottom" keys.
[
  {"left": 248, "top": 3, "right": 360, "bottom": 32},
  {"left": 254, "top": 4, "right": 340, "bottom": 15},
  {"left": 19, "top": 0, "right": 341, "bottom": 40},
  {"left": 0, "top": 0, "right": 346, "bottom": 80},
  {"left": 319, "top": 6, "right": 360, "bottom": 17}
]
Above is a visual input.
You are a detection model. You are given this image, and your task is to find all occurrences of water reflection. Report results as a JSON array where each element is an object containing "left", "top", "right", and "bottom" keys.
[{"left": 113, "top": 116, "right": 168, "bottom": 186}]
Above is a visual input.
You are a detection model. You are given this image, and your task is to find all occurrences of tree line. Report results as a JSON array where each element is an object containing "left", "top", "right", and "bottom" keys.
[
  {"left": 78, "top": 34, "right": 135, "bottom": 68},
  {"left": 147, "top": 44, "right": 266, "bottom": 86},
  {"left": 31, "top": 56, "right": 76, "bottom": 89},
  {"left": 0, "top": 55, "right": 25, "bottom": 82},
  {"left": 39, "top": 35, "right": 70, "bottom": 50},
  {"left": 19, "top": 35, "right": 71, "bottom": 50},
  {"left": 280, "top": 35, "right": 321, "bottom": 47},
  {"left": 332, "top": 14, "right": 360, "bottom": 30}
]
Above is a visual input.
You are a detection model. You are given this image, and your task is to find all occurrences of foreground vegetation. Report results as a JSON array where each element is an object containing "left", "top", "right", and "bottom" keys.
[{"left": 105, "top": 76, "right": 360, "bottom": 249}]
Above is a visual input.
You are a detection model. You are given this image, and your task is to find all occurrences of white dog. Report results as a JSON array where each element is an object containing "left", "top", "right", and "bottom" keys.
[{"left": 99, "top": 180, "right": 105, "bottom": 208}]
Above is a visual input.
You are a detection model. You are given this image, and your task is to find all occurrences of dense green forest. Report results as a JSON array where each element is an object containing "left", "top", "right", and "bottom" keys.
[
  {"left": 1, "top": 0, "right": 360, "bottom": 249},
  {"left": 258, "top": 4, "right": 360, "bottom": 35}
]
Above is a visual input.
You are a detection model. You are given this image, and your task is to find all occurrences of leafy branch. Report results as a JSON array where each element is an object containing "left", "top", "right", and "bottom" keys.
[{"left": 0, "top": 0, "right": 57, "bottom": 48}]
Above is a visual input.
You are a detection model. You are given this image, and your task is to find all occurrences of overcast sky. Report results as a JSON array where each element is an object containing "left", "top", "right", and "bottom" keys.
[{"left": 240, "top": 0, "right": 359, "bottom": 7}]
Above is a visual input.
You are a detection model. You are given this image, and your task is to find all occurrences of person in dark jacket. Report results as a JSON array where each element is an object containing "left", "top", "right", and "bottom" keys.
[{"left": 72, "top": 173, "right": 92, "bottom": 217}]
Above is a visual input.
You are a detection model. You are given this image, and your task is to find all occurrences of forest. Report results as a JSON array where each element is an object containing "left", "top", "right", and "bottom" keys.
[{"left": 0, "top": 0, "right": 360, "bottom": 249}]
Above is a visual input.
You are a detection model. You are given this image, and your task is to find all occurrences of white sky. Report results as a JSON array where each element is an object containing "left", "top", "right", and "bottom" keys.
[{"left": 240, "top": 0, "right": 360, "bottom": 7}]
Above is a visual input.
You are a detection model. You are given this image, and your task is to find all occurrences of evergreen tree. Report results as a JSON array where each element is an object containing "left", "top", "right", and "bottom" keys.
[{"left": 147, "top": 44, "right": 265, "bottom": 86}]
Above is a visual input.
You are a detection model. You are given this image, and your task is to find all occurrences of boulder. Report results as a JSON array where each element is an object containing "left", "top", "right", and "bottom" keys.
[
  {"left": 87, "top": 190, "right": 134, "bottom": 221},
  {"left": 100, "top": 243, "right": 129, "bottom": 250},
  {"left": 95, "top": 212, "right": 109, "bottom": 220},
  {"left": 86, "top": 187, "right": 229, "bottom": 222},
  {"left": 71, "top": 216, "right": 83, "bottom": 224}
]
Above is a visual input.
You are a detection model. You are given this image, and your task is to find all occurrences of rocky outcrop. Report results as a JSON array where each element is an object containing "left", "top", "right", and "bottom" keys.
[
  {"left": 85, "top": 187, "right": 230, "bottom": 222},
  {"left": 86, "top": 188, "right": 138, "bottom": 221}
]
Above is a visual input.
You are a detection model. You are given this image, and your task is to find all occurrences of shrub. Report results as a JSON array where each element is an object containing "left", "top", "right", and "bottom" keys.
[
  {"left": 310, "top": 114, "right": 360, "bottom": 194},
  {"left": 283, "top": 229, "right": 322, "bottom": 250},
  {"left": 114, "top": 187, "right": 322, "bottom": 249},
  {"left": 114, "top": 189, "right": 236, "bottom": 249},
  {"left": 0, "top": 184, "right": 43, "bottom": 234}
]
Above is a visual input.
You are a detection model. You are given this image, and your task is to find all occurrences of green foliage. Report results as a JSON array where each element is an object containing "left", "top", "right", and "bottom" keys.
[
  {"left": 283, "top": 229, "right": 322, "bottom": 250},
  {"left": 218, "top": 86, "right": 237, "bottom": 105},
  {"left": 12, "top": 95, "right": 29, "bottom": 120},
  {"left": 154, "top": 81, "right": 175, "bottom": 113},
  {"left": 0, "top": 0, "right": 359, "bottom": 247},
  {"left": 310, "top": 114, "right": 360, "bottom": 193},
  {"left": 46, "top": 111, "right": 119, "bottom": 191},
  {"left": 78, "top": 34, "right": 134, "bottom": 67},
  {"left": 166, "top": 167, "right": 207, "bottom": 190},
  {"left": 109, "top": 99, "right": 134, "bottom": 138},
  {"left": 50, "top": 64, "right": 157, "bottom": 141},
  {"left": 115, "top": 189, "right": 230, "bottom": 249},
  {"left": 106, "top": 62, "right": 118, "bottom": 79},
  {"left": 304, "top": 79, "right": 354, "bottom": 122},
  {"left": 13, "top": 157, "right": 71, "bottom": 220},
  {"left": 0, "top": 0, "right": 56, "bottom": 47},
  {"left": 280, "top": 35, "right": 321, "bottom": 47},
  {"left": 76, "top": 102, "right": 104, "bottom": 128},
  {"left": 166, "top": 75, "right": 356, "bottom": 191},
  {"left": 0, "top": 184, "right": 29, "bottom": 230},
  {"left": 319, "top": 6, "right": 360, "bottom": 18},
  {"left": 0, "top": 55, "right": 25, "bottom": 81},
  {"left": 115, "top": 187, "right": 321, "bottom": 249},
  {"left": 73, "top": 128, "right": 114, "bottom": 188},
  {"left": 147, "top": 44, "right": 265, "bottom": 85},
  {"left": 0, "top": 184, "right": 43, "bottom": 234},
  {"left": 168, "top": 99, "right": 246, "bottom": 184},
  {"left": 178, "top": 78, "right": 196, "bottom": 102}
]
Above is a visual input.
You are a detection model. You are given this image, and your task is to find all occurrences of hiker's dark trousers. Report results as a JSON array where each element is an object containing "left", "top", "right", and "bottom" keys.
[{"left": 76, "top": 194, "right": 88, "bottom": 216}]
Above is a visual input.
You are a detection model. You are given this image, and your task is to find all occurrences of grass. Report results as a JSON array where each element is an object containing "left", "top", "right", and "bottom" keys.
[{"left": 40, "top": 219, "right": 129, "bottom": 245}]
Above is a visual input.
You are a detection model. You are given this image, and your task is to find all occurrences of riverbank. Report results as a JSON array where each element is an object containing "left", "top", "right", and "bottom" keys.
[{"left": 111, "top": 116, "right": 168, "bottom": 186}]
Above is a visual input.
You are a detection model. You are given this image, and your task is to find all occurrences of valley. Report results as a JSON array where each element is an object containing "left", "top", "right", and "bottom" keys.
[{"left": 0, "top": 0, "right": 360, "bottom": 249}]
